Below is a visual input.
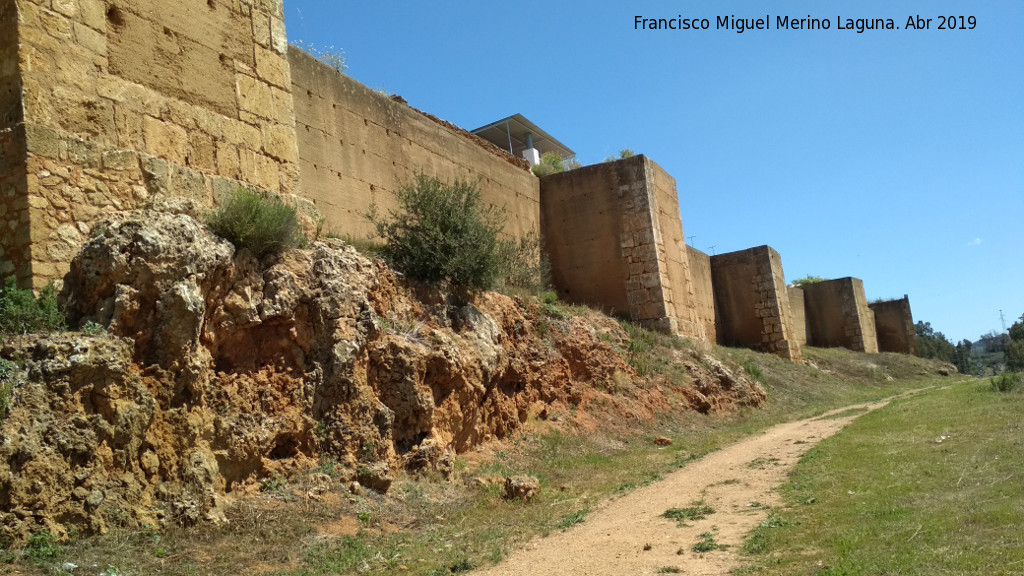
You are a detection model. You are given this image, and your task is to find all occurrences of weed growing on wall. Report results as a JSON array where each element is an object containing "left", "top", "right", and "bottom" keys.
[
  {"left": 0, "top": 277, "right": 64, "bottom": 334},
  {"left": 207, "top": 188, "right": 306, "bottom": 259},
  {"left": 370, "top": 175, "right": 534, "bottom": 291},
  {"left": 290, "top": 40, "right": 347, "bottom": 73}
]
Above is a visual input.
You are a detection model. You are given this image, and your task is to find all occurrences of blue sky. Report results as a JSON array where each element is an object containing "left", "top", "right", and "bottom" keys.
[{"left": 285, "top": 1, "right": 1023, "bottom": 343}]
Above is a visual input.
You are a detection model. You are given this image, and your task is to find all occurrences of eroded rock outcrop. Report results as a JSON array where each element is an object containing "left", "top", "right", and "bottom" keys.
[{"left": 0, "top": 212, "right": 765, "bottom": 544}]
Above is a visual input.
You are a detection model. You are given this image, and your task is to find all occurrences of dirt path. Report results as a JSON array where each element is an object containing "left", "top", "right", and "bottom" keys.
[{"left": 472, "top": 395, "right": 916, "bottom": 576}]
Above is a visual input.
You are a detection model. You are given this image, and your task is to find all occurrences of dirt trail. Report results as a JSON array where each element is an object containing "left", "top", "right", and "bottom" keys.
[{"left": 473, "top": 394, "right": 918, "bottom": 576}]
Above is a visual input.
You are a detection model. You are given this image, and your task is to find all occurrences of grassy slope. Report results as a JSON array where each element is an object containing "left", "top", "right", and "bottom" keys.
[
  {"left": 738, "top": 379, "right": 1024, "bottom": 575},
  {"left": 3, "top": 324, "right": 955, "bottom": 576}
]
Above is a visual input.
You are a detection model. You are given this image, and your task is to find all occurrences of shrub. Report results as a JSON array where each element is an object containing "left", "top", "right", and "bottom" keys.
[
  {"left": 0, "top": 277, "right": 64, "bottom": 334},
  {"left": 531, "top": 153, "right": 580, "bottom": 177},
  {"left": 991, "top": 372, "right": 1023, "bottom": 393},
  {"left": 792, "top": 275, "right": 826, "bottom": 286},
  {"left": 207, "top": 188, "right": 306, "bottom": 259},
  {"left": 495, "top": 231, "right": 549, "bottom": 294},
  {"left": 369, "top": 175, "right": 512, "bottom": 291},
  {"left": 603, "top": 148, "right": 637, "bottom": 162},
  {"left": 25, "top": 531, "right": 62, "bottom": 562},
  {"left": 1006, "top": 340, "right": 1024, "bottom": 372}
]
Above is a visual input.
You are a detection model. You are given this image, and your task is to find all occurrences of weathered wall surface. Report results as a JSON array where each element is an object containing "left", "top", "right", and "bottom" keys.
[
  {"left": 5, "top": 0, "right": 302, "bottom": 287},
  {"left": 788, "top": 286, "right": 808, "bottom": 347},
  {"left": 1, "top": 3, "right": 29, "bottom": 284},
  {"left": 870, "top": 296, "right": 918, "bottom": 356},
  {"left": 541, "top": 161, "right": 630, "bottom": 315},
  {"left": 288, "top": 48, "right": 539, "bottom": 241},
  {"left": 687, "top": 245, "right": 717, "bottom": 343},
  {"left": 0, "top": 0, "right": 19, "bottom": 127},
  {"left": 802, "top": 277, "right": 879, "bottom": 353},
  {"left": 647, "top": 161, "right": 705, "bottom": 339},
  {"left": 0, "top": 126, "right": 29, "bottom": 285},
  {"left": 541, "top": 155, "right": 705, "bottom": 340},
  {"left": 710, "top": 246, "right": 801, "bottom": 361}
]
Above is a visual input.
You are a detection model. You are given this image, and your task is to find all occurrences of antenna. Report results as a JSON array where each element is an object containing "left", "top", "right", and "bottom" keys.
[
  {"left": 687, "top": 235, "right": 696, "bottom": 246},
  {"left": 1000, "top": 310, "right": 1007, "bottom": 332},
  {"left": 709, "top": 245, "right": 717, "bottom": 255}
]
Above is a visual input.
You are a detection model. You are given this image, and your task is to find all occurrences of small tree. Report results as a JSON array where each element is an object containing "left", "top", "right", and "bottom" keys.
[
  {"left": 369, "top": 175, "right": 508, "bottom": 291},
  {"left": 954, "top": 339, "right": 975, "bottom": 374},
  {"left": 792, "top": 275, "right": 826, "bottom": 287},
  {"left": 531, "top": 153, "right": 580, "bottom": 177},
  {"left": 915, "top": 321, "right": 955, "bottom": 363},
  {"left": 1007, "top": 314, "right": 1024, "bottom": 371}
]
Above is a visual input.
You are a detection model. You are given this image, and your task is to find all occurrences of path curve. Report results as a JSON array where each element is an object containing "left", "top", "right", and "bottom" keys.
[{"left": 473, "top": 393, "right": 920, "bottom": 576}]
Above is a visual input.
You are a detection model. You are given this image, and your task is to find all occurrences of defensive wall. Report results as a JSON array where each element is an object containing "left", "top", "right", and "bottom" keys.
[
  {"left": 709, "top": 246, "right": 801, "bottom": 361},
  {"left": 539, "top": 156, "right": 705, "bottom": 341},
  {"left": 787, "top": 286, "right": 809, "bottom": 347},
  {"left": 288, "top": 48, "right": 539, "bottom": 241},
  {"left": 0, "top": 0, "right": 539, "bottom": 290},
  {"left": 869, "top": 296, "right": 919, "bottom": 356},
  {"left": 0, "top": 0, "right": 920, "bottom": 362},
  {"left": 1, "top": 0, "right": 305, "bottom": 288},
  {"left": 686, "top": 245, "right": 717, "bottom": 344},
  {"left": 800, "top": 277, "right": 879, "bottom": 354}
]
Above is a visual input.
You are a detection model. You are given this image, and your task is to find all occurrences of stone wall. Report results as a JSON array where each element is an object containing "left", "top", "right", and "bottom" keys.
[
  {"left": 4, "top": 0, "right": 302, "bottom": 287},
  {"left": 1, "top": 0, "right": 19, "bottom": 128},
  {"left": 802, "top": 277, "right": 879, "bottom": 353},
  {"left": 687, "top": 245, "right": 717, "bottom": 343},
  {"left": 787, "top": 286, "right": 808, "bottom": 347},
  {"left": 288, "top": 48, "right": 539, "bottom": 241},
  {"left": 540, "top": 156, "right": 705, "bottom": 340},
  {"left": 710, "top": 246, "right": 801, "bottom": 361},
  {"left": 1, "top": 3, "right": 28, "bottom": 285},
  {"left": 870, "top": 296, "right": 918, "bottom": 356}
]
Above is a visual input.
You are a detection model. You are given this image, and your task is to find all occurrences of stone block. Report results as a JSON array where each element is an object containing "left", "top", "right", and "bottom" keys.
[
  {"left": 255, "top": 45, "right": 290, "bottom": 89},
  {"left": 143, "top": 116, "right": 188, "bottom": 165}
]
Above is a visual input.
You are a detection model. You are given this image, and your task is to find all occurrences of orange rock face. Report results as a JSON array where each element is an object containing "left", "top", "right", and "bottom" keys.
[{"left": 0, "top": 212, "right": 764, "bottom": 544}]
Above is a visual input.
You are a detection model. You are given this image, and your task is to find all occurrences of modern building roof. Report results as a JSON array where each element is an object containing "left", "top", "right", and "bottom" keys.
[{"left": 471, "top": 114, "right": 574, "bottom": 160}]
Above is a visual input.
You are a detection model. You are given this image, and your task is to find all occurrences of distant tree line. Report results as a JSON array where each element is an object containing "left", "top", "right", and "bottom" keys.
[
  {"left": 1008, "top": 314, "right": 1024, "bottom": 372},
  {"left": 917, "top": 313, "right": 1024, "bottom": 375}
]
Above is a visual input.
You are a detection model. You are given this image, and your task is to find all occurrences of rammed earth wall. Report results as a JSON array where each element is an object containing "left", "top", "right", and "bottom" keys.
[
  {"left": 710, "top": 246, "right": 801, "bottom": 361},
  {"left": 0, "top": 1, "right": 916, "bottom": 364},
  {"left": 801, "top": 277, "right": 879, "bottom": 354},
  {"left": 787, "top": 286, "right": 809, "bottom": 347},
  {"left": 2, "top": 0, "right": 303, "bottom": 288},
  {"left": 869, "top": 296, "right": 918, "bottom": 356},
  {"left": 287, "top": 48, "right": 540, "bottom": 241},
  {"left": 687, "top": 245, "right": 717, "bottom": 344},
  {"left": 540, "top": 156, "right": 706, "bottom": 341}
]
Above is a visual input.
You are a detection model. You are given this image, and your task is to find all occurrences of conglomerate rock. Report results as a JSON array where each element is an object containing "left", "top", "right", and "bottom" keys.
[{"left": 0, "top": 211, "right": 765, "bottom": 544}]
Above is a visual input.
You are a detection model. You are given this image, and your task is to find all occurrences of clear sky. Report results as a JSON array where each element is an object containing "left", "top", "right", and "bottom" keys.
[{"left": 284, "top": 1, "right": 1023, "bottom": 343}]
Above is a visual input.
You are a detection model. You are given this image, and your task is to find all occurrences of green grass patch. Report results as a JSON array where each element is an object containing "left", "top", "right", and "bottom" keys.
[
  {"left": 692, "top": 531, "right": 724, "bottom": 553},
  {"left": 816, "top": 406, "right": 870, "bottom": 421},
  {"left": 662, "top": 503, "right": 715, "bottom": 526},
  {"left": 738, "top": 381, "right": 1024, "bottom": 575},
  {"left": 556, "top": 509, "right": 588, "bottom": 529}
]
